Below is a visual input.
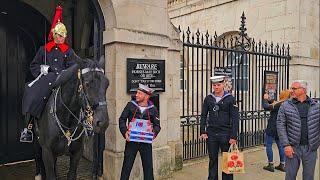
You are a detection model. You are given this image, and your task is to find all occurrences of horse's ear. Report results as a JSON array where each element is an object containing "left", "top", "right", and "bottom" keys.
[
  {"left": 98, "top": 55, "right": 105, "bottom": 69},
  {"left": 52, "top": 63, "right": 79, "bottom": 88},
  {"left": 71, "top": 52, "right": 85, "bottom": 68}
]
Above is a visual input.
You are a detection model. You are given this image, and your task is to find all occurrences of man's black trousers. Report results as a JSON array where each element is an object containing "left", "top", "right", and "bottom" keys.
[
  {"left": 120, "top": 142, "right": 154, "bottom": 180},
  {"left": 207, "top": 133, "right": 233, "bottom": 180}
]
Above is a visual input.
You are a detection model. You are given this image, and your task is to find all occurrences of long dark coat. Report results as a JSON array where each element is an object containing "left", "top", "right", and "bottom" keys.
[{"left": 22, "top": 42, "right": 76, "bottom": 118}]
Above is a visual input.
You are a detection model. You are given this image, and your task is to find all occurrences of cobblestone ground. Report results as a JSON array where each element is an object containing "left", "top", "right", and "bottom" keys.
[{"left": 0, "top": 156, "right": 92, "bottom": 180}]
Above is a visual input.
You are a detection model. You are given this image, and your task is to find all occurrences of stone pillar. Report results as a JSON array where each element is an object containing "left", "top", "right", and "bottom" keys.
[
  {"left": 99, "top": 0, "right": 182, "bottom": 179},
  {"left": 287, "top": 0, "right": 319, "bottom": 96}
]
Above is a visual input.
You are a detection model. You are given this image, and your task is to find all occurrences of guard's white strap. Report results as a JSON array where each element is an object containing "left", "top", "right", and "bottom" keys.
[
  {"left": 28, "top": 72, "right": 44, "bottom": 87},
  {"left": 81, "top": 68, "right": 104, "bottom": 74}
]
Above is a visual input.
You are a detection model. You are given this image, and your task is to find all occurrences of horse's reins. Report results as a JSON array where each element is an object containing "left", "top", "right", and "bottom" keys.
[{"left": 53, "top": 67, "right": 106, "bottom": 146}]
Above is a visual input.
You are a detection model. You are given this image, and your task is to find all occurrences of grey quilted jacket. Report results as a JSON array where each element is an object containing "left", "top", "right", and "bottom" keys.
[{"left": 277, "top": 98, "right": 320, "bottom": 151}]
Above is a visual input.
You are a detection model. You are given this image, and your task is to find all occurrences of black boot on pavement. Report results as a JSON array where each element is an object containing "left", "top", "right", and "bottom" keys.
[
  {"left": 275, "top": 163, "right": 285, "bottom": 172},
  {"left": 263, "top": 163, "right": 275, "bottom": 172}
]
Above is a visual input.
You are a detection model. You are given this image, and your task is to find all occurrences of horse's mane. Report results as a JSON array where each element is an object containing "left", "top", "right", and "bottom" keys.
[
  {"left": 81, "top": 58, "right": 102, "bottom": 69},
  {"left": 53, "top": 58, "right": 103, "bottom": 88}
]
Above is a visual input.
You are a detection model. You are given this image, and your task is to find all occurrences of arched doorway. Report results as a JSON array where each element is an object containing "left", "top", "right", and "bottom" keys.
[{"left": 0, "top": 0, "right": 105, "bottom": 164}]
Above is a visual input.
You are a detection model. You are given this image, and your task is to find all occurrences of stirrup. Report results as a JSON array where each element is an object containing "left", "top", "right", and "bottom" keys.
[{"left": 20, "top": 128, "right": 34, "bottom": 143}]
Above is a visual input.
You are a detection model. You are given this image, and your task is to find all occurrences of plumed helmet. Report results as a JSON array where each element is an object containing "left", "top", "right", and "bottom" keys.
[
  {"left": 52, "top": 21, "right": 67, "bottom": 38},
  {"left": 48, "top": 6, "right": 67, "bottom": 41}
]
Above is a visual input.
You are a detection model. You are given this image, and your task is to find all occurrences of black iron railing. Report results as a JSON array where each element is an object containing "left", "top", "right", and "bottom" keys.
[{"left": 179, "top": 13, "right": 291, "bottom": 160}]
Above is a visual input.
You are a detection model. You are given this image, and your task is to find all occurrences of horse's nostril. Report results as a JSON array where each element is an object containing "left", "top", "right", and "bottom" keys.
[
  {"left": 96, "top": 120, "right": 107, "bottom": 128},
  {"left": 96, "top": 121, "right": 104, "bottom": 126}
]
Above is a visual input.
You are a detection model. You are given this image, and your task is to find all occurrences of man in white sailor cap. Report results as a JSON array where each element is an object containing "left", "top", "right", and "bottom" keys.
[
  {"left": 200, "top": 76, "right": 239, "bottom": 180},
  {"left": 137, "top": 83, "right": 154, "bottom": 95},
  {"left": 119, "top": 83, "right": 161, "bottom": 180}
]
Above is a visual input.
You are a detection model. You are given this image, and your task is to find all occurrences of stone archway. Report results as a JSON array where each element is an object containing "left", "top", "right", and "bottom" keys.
[{"left": 22, "top": 0, "right": 106, "bottom": 59}]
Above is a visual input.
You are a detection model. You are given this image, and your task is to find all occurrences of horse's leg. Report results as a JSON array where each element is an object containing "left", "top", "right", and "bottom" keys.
[
  {"left": 92, "top": 134, "right": 99, "bottom": 180},
  {"left": 33, "top": 131, "right": 46, "bottom": 180},
  {"left": 98, "top": 132, "right": 105, "bottom": 177},
  {"left": 67, "top": 146, "right": 83, "bottom": 180},
  {"left": 42, "top": 147, "right": 56, "bottom": 180},
  {"left": 92, "top": 133, "right": 105, "bottom": 180},
  {"left": 54, "top": 157, "right": 57, "bottom": 177}
]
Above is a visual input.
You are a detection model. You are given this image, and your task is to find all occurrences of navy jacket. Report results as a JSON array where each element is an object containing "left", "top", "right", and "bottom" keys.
[
  {"left": 119, "top": 100, "right": 161, "bottom": 139},
  {"left": 200, "top": 92, "right": 239, "bottom": 139},
  {"left": 22, "top": 43, "right": 76, "bottom": 118}
]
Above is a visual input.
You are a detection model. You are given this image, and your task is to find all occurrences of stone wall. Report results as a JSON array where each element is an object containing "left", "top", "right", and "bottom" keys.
[
  {"left": 99, "top": 0, "right": 182, "bottom": 179},
  {"left": 169, "top": 0, "right": 319, "bottom": 95}
]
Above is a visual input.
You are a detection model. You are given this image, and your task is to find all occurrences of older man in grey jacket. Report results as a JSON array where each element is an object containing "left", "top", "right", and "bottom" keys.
[{"left": 277, "top": 80, "right": 320, "bottom": 180}]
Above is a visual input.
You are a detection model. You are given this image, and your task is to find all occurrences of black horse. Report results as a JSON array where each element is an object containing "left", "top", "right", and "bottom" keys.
[{"left": 33, "top": 58, "right": 109, "bottom": 180}]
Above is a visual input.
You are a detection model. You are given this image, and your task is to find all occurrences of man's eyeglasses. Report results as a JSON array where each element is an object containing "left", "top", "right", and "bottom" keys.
[{"left": 290, "top": 87, "right": 302, "bottom": 90}]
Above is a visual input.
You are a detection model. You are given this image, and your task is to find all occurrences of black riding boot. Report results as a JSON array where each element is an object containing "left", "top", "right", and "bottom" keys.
[{"left": 20, "top": 114, "right": 34, "bottom": 143}]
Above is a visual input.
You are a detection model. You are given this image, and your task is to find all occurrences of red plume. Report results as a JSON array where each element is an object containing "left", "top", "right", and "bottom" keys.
[{"left": 48, "top": 6, "right": 63, "bottom": 41}]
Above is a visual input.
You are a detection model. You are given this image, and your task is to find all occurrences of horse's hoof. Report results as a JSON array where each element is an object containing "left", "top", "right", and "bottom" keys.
[{"left": 35, "top": 174, "right": 42, "bottom": 180}]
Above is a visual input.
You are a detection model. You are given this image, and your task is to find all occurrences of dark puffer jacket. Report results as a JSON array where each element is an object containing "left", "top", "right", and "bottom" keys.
[{"left": 277, "top": 98, "right": 320, "bottom": 151}]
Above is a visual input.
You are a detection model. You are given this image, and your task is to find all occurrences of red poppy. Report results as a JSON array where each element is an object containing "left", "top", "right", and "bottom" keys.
[
  {"left": 138, "top": 122, "right": 143, "bottom": 127},
  {"left": 227, "top": 161, "right": 235, "bottom": 168},
  {"left": 231, "top": 154, "right": 238, "bottom": 160},
  {"left": 236, "top": 160, "right": 243, "bottom": 167}
]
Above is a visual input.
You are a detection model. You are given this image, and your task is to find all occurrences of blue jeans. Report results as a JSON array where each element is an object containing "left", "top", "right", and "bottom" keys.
[{"left": 265, "top": 134, "right": 285, "bottom": 163}]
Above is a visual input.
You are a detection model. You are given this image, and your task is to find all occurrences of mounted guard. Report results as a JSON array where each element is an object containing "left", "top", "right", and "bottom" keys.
[{"left": 20, "top": 5, "right": 77, "bottom": 142}]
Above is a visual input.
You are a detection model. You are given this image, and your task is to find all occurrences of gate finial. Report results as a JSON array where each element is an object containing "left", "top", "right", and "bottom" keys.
[
  {"left": 235, "top": 12, "right": 251, "bottom": 50},
  {"left": 239, "top": 12, "right": 247, "bottom": 38}
]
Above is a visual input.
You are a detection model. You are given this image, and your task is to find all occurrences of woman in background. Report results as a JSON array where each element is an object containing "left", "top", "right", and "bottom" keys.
[{"left": 262, "top": 89, "right": 290, "bottom": 172}]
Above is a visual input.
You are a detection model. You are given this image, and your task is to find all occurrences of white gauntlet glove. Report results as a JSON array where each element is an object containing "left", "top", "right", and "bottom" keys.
[
  {"left": 40, "top": 65, "right": 50, "bottom": 75},
  {"left": 28, "top": 65, "right": 50, "bottom": 87}
]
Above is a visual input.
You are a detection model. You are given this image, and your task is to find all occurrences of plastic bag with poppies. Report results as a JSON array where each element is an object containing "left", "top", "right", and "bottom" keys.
[{"left": 222, "top": 143, "right": 245, "bottom": 174}]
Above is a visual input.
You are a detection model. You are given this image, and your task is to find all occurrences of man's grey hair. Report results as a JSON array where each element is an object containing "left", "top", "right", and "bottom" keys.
[{"left": 292, "top": 80, "right": 308, "bottom": 90}]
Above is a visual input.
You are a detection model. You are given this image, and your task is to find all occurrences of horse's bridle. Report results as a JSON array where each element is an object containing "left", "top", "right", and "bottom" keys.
[
  {"left": 52, "top": 67, "right": 107, "bottom": 146},
  {"left": 77, "top": 67, "right": 107, "bottom": 127}
]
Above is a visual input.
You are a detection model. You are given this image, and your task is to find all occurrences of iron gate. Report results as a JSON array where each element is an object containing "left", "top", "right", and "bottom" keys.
[{"left": 179, "top": 13, "right": 291, "bottom": 160}]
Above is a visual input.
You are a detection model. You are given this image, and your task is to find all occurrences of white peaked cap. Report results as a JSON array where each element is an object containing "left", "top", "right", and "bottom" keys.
[
  {"left": 210, "top": 75, "right": 226, "bottom": 83},
  {"left": 138, "top": 83, "right": 154, "bottom": 95}
]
